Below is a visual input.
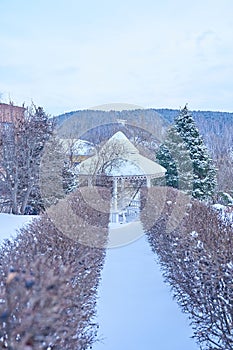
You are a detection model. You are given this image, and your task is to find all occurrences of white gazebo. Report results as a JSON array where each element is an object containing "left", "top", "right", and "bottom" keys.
[{"left": 77, "top": 131, "right": 166, "bottom": 223}]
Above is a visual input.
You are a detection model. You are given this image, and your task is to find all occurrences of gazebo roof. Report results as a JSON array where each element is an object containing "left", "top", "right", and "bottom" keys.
[{"left": 77, "top": 131, "right": 166, "bottom": 178}]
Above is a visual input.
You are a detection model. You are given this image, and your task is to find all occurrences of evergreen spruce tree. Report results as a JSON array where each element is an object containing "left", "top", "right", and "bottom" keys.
[
  {"left": 156, "top": 125, "right": 193, "bottom": 194},
  {"left": 156, "top": 143, "right": 178, "bottom": 188},
  {"left": 156, "top": 106, "right": 217, "bottom": 200},
  {"left": 62, "top": 160, "right": 78, "bottom": 194}
]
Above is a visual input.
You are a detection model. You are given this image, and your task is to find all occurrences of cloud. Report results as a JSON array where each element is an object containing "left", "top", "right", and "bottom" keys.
[{"left": 1, "top": 0, "right": 233, "bottom": 113}]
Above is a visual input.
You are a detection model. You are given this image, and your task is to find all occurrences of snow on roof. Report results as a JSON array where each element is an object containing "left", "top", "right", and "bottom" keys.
[
  {"left": 105, "top": 131, "right": 139, "bottom": 154},
  {"left": 60, "top": 138, "right": 95, "bottom": 156},
  {"left": 77, "top": 131, "right": 166, "bottom": 177}
]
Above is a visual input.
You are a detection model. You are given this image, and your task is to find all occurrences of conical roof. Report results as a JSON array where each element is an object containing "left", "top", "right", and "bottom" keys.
[
  {"left": 77, "top": 131, "right": 166, "bottom": 177},
  {"left": 102, "top": 131, "right": 139, "bottom": 155}
]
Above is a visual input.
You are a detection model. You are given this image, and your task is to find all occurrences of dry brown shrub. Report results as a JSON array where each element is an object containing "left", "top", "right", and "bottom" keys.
[
  {"left": 0, "top": 187, "right": 110, "bottom": 350},
  {"left": 141, "top": 187, "right": 233, "bottom": 350}
]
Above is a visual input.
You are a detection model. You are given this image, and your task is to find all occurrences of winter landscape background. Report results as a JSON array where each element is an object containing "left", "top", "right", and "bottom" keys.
[{"left": 0, "top": 0, "right": 233, "bottom": 349}]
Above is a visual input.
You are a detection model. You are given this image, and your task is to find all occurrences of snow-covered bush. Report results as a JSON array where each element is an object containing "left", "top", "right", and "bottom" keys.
[
  {"left": 141, "top": 187, "right": 233, "bottom": 350},
  {"left": 0, "top": 187, "right": 110, "bottom": 350}
]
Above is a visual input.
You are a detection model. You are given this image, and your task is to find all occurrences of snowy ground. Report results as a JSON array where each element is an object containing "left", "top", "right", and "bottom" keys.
[
  {"left": 93, "top": 222, "right": 199, "bottom": 350},
  {"left": 0, "top": 213, "right": 35, "bottom": 244}
]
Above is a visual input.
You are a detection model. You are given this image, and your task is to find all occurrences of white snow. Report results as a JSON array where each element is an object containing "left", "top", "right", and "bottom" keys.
[
  {"left": 190, "top": 230, "right": 199, "bottom": 238},
  {"left": 212, "top": 204, "right": 225, "bottom": 210},
  {"left": 60, "top": 138, "right": 95, "bottom": 156},
  {"left": 105, "top": 159, "right": 144, "bottom": 176},
  {"left": 0, "top": 213, "right": 35, "bottom": 244},
  {"left": 93, "top": 222, "right": 199, "bottom": 350},
  {"left": 212, "top": 204, "right": 233, "bottom": 222}
]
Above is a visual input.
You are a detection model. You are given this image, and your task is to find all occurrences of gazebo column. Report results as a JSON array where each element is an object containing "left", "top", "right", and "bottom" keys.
[
  {"left": 146, "top": 176, "right": 151, "bottom": 188},
  {"left": 113, "top": 178, "right": 118, "bottom": 211},
  {"left": 115, "top": 212, "right": 119, "bottom": 223},
  {"left": 121, "top": 177, "right": 125, "bottom": 190},
  {"left": 87, "top": 176, "right": 92, "bottom": 187}
]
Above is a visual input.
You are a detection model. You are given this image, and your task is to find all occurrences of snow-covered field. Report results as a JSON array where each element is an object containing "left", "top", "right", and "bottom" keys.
[
  {"left": 93, "top": 222, "right": 199, "bottom": 350},
  {"left": 0, "top": 214, "right": 199, "bottom": 349},
  {"left": 0, "top": 213, "right": 35, "bottom": 244}
]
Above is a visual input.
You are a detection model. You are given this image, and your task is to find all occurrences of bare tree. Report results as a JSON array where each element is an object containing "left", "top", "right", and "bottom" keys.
[
  {"left": 0, "top": 103, "right": 53, "bottom": 214},
  {"left": 60, "top": 137, "right": 80, "bottom": 167}
]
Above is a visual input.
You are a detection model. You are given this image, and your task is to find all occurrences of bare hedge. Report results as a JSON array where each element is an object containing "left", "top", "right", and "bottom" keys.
[
  {"left": 141, "top": 187, "right": 233, "bottom": 350},
  {"left": 0, "top": 187, "right": 111, "bottom": 350}
]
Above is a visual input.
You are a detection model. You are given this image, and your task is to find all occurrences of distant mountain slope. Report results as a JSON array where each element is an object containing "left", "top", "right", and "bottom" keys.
[
  {"left": 55, "top": 108, "right": 233, "bottom": 130},
  {"left": 155, "top": 108, "right": 233, "bottom": 133},
  {"left": 54, "top": 109, "right": 168, "bottom": 145},
  {"left": 155, "top": 108, "right": 233, "bottom": 156},
  {"left": 54, "top": 108, "right": 233, "bottom": 154}
]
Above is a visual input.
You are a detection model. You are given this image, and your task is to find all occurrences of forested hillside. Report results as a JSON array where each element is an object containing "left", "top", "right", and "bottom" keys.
[
  {"left": 55, "top": 108, "right": 233, "bottom": 147},
  {"left": 55, "top": 108, "right": 233, "bottom": 194},
  {"left": 155, "top": 109, "right": 233, "bottom": 152}
]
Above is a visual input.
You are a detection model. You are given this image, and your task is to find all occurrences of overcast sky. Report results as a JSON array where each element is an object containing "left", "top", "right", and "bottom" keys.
[{"left": 0, "top": 0, "right": 233, "bottom": 115}]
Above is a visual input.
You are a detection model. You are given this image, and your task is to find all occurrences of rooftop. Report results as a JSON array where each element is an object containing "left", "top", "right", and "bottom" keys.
[{"left": 77, "top": 131, "right": 166, "bottom": 177}]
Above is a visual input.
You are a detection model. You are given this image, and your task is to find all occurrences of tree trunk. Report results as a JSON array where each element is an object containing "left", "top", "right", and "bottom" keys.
[
  {"left": 11, "top": 189, "right": 19, "bottom": 214},
  {"left": 20, "top": 184, "right": 33, "bottom": 215}
]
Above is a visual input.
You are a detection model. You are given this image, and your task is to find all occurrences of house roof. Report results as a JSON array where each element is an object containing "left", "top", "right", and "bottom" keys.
[
  {"left": 77, "top": 131, "right": 166, "bottom": 177},
  {"left": 60, "top": 138, "right": 95, "bottom": 156}
]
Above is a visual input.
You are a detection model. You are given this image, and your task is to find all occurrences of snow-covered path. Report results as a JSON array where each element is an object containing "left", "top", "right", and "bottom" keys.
[{"left": 93, "top": 221, "right": 199, "bottom": 350}]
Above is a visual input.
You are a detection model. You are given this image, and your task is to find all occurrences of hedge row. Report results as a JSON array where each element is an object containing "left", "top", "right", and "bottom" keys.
[
  {"left": 0, "top": 186, "right": 111, "bottom": 350},
  {"left": 141, "top": 187, "right": 233, "bottom": 350}
]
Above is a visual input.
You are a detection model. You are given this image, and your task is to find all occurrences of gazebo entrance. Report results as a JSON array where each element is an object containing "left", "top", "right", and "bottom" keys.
[{"left": 77, "top": 131, "right": 166, "bottom": 225}]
